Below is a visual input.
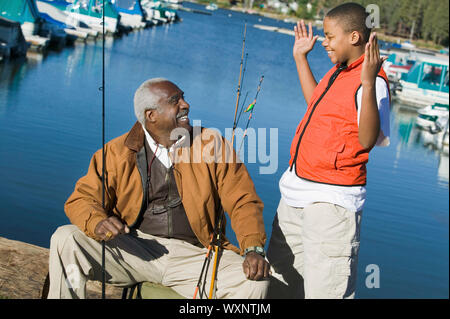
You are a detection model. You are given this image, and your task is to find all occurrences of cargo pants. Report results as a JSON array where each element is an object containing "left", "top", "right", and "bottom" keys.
[{"left": 267, "top": 199, "right": 362, "bottom": 299}]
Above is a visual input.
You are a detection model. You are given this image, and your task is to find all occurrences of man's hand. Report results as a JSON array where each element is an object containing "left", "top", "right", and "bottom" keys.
[
  {"left": 293, "top": 20, "right": 319, "bottom": 61},
  {"left": 242, "top": 252, "right": 271, "bottom": 281},
  {"left": 94, "top": 216, "right": 130, "bottom": 241},
  {"left": 361, "top": 32, "right": 387, "bottom": 86}
]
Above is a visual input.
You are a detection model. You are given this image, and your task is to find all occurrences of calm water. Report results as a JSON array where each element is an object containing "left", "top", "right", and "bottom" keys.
[{"left": 0, "top": 2, "right": 448, "bottom": 298}]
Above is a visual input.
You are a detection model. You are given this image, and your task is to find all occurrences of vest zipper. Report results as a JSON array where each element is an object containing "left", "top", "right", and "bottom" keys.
[
  {"left": 130, "top": 147, "right": 149, "bottom": 228},
  {"left": 166, "top": 168, "right": 173, "bottom": 238},
  {"left": 289, "top": 64, "right": 347, "bottom": 172}
]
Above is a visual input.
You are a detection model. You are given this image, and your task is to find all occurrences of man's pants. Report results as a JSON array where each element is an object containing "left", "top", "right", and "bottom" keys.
[
  {"left": 266, "top": 199, "right": 362, "bottom": 299},
  {"left": 48, "top": 225, "right": 269, "bottom": 299}
]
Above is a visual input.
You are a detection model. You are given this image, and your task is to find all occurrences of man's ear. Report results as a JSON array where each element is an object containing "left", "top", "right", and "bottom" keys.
[{"left": 145, "top": 109, "right": 156, "bottom": 123}]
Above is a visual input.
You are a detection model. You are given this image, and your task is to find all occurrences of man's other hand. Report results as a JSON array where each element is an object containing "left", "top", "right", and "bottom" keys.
[
  {"left": 94, "top": 216, "right": 130, "bottom": 241},
  {"left": 243, "top": 252, "right": 271, "bottom": 281}
]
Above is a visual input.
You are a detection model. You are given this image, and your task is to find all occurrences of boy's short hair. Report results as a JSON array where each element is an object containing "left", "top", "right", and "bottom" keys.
[{"left": 326, "top": 2, "right": 371, "bottom": 43}]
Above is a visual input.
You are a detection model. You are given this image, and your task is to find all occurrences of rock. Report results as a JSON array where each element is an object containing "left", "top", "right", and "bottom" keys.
[{"left": 0, "top": 236, "right": 122, "bottom": 299}]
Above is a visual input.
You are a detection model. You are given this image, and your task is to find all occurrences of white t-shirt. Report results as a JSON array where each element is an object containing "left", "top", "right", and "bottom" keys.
[{"left": 279, "top": 77, "right": 390, "bottom": 212}]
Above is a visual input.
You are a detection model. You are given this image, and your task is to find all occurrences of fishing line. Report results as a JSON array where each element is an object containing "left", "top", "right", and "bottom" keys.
[
  {"left": 231, "top": 22, "right": 247, "bottom": 148},
  {"left": 101, "top": 0, "right": 106, "bottom": 300},
  {"left": 238, "top": 75, "right": 264, "bottom": 157}
]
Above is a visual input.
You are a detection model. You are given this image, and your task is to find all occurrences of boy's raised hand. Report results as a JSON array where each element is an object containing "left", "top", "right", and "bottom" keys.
[
  {"left": 361, "top": 32, "right": 388, "bottom": 86},
  {"left": 293, "top": 20, "right": 319, "bottom": 60}
]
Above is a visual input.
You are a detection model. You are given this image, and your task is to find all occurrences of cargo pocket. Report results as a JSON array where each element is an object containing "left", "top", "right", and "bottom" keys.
[{"left": 320, "top": 241, "right": 359, "bottom": 298}]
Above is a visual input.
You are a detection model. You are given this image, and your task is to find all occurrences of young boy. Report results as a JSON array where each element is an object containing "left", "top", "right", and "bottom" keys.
[{"left": 267, "top": 3, "right": 390, "bottom": 299}]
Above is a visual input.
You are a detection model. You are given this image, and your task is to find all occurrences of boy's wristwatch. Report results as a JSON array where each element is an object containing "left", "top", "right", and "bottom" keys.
[{"left": 244, "top": 246, "right": 266, "bottom": 257}]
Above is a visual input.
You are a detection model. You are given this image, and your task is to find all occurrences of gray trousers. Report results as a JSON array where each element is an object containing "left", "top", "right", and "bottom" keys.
[{"left": 48, "top": 225, "right": 269, "bottom": 299}]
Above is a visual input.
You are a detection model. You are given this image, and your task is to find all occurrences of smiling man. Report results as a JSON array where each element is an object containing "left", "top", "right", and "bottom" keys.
[{"left": 48, "top": 78, "right": 270, "bottom": 299}]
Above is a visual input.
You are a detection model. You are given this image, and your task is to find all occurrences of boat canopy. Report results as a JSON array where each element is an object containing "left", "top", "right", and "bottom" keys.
[
  {"left": 62, "top": 0, "right": 119, "bottom": 19},
  {"left": 112, "top": 0, "right": 144, "bottom": 16},
  {"left": 0, "top": 0, "right": 42, "bottom": 24},
  {"left": 402, "top": 57, "right": 449, "bottom": 94}
]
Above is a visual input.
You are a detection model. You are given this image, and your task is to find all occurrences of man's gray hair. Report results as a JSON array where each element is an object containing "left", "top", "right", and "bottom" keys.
[{"left": 134, "top": 78, "right": 168, "bottom": 125}]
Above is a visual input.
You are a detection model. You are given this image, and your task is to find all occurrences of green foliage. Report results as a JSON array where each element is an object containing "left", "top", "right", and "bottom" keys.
[
  {"left": 294, "top": 0, "right": 318, "bottom": 19},
  {"left": 314, "top": 0, "right": 448, "bottom": 46}
]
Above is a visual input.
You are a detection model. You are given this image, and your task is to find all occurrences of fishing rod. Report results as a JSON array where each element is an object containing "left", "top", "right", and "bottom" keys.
[
  {"left": 231, "top": 23, "right": 247, "bottom": 149},
  {"left": 193, "top": 243, "right": 212, "bottom": 299},
  {"left": 194, "top": 23, "right": 249, "bottom": 299},
  {"left": 235, "top": 90, "right": 249, "bottom": 129},
  {"left": 193, "top": 211, "right": 224, "bottom": 299},
  {"left": 238, "top": 75, "right": 264, "bottom": 157},
  {"left": 101, "top": 0, "right": 106, "bottom": 300},
  {"left": 208, "top": 213, "right": 224, "bottom": 299}
]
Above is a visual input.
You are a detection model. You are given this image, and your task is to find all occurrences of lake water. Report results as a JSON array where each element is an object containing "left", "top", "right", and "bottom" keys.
[{"left": 0, "top": 2, "right": 448, "bottom": 299}]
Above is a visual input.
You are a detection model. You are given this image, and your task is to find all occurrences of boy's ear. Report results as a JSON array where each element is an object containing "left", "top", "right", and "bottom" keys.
[{"left": 349, "top": 31, "right": 362, "bottom": 45}]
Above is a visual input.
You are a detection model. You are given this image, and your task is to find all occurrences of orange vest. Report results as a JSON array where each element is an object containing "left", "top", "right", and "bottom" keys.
[{"left": 289, "top": 54, "right": 389, "bottom": 186}]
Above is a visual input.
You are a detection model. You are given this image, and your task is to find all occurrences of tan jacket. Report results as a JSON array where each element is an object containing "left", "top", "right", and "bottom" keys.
[{"left": 65, "top": 122, "right": 266, "bottom": 254}]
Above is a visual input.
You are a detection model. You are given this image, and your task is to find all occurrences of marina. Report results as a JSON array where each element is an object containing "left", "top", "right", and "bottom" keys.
[
  {"left": 0, "top": 0, "right": 181, "bottom": 59},
  {"left": 0, "top": 1, "right": 448, "bottom": 299}
]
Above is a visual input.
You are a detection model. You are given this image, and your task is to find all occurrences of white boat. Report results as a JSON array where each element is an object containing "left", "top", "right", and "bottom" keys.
[
  {"left": 111, "top": 0, "right": 147, "bottom": 29},
  {"left": 205, "top": 3, "right": 218, "bottom": 11},
  {"left": 416, "top": 103, "right": 449, "bottom": 131},
  {"left": 395, "top": 55, "right": 449, "bottom": 107},
  {"left": 383, "top": 61, "right": 413, "bottom": 83},
  {"left": 443, "top": 125, "right": 449, "bottom": 147},
  {"left": 36, "top": 1, "right": 92, "bottom": 40},
  {"left": 141, "top": 0, "right": 179, "bottom": 24},
  {"left": 41, "top": 0, "right": 121, "bottom": 34}
]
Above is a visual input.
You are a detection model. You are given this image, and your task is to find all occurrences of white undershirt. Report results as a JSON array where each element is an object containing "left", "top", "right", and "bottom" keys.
[
  {"left": 279, "top": 77, "right": 390, "bottom": 212},
  {"left": 142, "top": 124, "right": 185, "bottom": 169}
]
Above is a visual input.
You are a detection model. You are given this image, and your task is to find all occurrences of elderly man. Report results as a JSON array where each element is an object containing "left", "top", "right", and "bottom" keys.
[{"left": 48, "top": 78, "right": 270, "bottom": 299}]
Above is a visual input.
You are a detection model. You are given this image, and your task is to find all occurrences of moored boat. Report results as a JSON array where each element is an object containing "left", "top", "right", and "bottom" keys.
[
  {"left": 141, "top": 0, "right": 179, "bottom": 24},
  {"left": 416, "top": 103, "right": 449, "bottom": 132},
  {"left": 0, "top": 0, "right": 50, "bottom": 51},
  {"left": 41, "top": 0, "right": 120, "bottom": 35},
  {"left": 395, "top": 55, "right": 449, "bottom": 107},
  {"left": 0, "top": 16, "right": 29, "bottom": 60},
  {"left": 111, "top": 0, "right": 146, "bottom": 29},
  {"left": 205, "top": 3, "right": 218, "bottom": 11},
  {"left": 35, "top": 1, "right": 97, "bottom": 41}
]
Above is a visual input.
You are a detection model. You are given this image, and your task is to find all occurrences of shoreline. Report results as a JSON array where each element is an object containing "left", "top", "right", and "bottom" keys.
[{"left": 185, "top": 0, "right": 445, "bottom": 53}]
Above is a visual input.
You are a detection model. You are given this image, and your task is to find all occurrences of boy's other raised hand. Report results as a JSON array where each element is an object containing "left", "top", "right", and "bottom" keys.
[
  {"left": 361, "top": 32, "right": 388, "bottom": 86},
  {"left": 293, "top": 20, "right": 319, "bottom": 60}
]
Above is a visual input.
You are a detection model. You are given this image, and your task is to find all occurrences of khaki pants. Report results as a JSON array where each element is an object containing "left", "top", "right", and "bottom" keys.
[
  {"left": 267, "top": 199, "right": 362, "bottom": 299},
  {"left": 48, "top": 225, "right": 268, "bottom": 299}
]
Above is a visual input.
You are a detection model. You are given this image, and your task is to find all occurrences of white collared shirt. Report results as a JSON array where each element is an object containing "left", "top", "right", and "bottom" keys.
[{"left": 142, "top": 124, "right": 185, "bottom": 169}]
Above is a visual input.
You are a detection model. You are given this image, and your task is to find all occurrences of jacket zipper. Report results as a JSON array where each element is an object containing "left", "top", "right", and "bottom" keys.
[{"left": 289, "top": 64, "right": 347, "bottom": 172}]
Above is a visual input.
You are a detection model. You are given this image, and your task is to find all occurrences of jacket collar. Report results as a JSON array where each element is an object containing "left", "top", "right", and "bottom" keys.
[
  {"left": 124, "top": 121, "right": 195, "bottom": 152},
  {"left": 338, "top": 53, "right": 365, "bottom": 72},
  {"left": 125, "top": 121, "right": 145, "bottom": 152}
]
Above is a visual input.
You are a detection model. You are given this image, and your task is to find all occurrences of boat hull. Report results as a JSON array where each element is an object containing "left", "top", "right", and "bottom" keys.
[{"left": 396, "top": 81, "right": 449, "bottom": 107}]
